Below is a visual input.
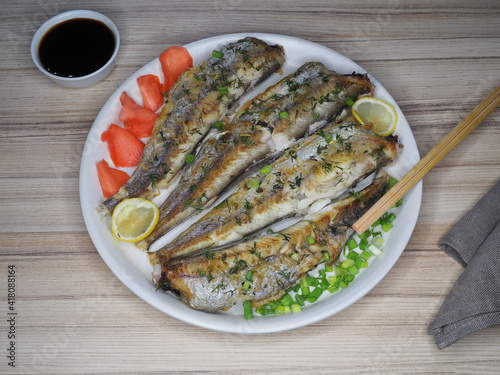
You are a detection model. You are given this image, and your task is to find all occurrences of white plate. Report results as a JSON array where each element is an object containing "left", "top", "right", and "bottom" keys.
[{"left": 79, "top": 33, "right": 422, "bottom": 333}]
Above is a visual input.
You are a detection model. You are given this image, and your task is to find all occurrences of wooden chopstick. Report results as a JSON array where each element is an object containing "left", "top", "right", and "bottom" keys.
[{"left": 353, "top": 84, "right": 500, "bottom": 234}]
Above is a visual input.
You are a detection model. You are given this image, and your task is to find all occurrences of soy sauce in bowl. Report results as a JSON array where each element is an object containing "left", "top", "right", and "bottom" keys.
[{"left": 38, "top": 18, "right": 116, "bottom": 78}]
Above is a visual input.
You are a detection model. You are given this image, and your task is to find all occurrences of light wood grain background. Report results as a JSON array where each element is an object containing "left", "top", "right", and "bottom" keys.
[{"left": 1, "top": 0, "right": 499, "bottom": 373}]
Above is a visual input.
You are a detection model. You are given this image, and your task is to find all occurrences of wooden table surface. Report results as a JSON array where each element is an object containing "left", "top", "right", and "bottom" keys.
[{"left": 1, "top": 0, "right": 499, "bottom": 373}]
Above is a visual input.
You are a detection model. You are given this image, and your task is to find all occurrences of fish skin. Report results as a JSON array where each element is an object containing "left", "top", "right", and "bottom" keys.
[
  {"left": 153, "top": 170, "right": 391, "bottom": 312},
  {"left": 137, "top": 62, "right": 373, "bottom": 250},
  {"left": 100, "top": 37, "right": 285, "bottom": 215},
  {"left": 151, "top": 115, "right": 399, "bottom": 262}
]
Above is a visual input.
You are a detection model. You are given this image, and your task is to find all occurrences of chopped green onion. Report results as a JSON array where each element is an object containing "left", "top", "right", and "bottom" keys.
[
  {"left": 214, "top": 121, "right": 224, "bottom": 130},
  {"left": 372, "top": 236, "right": 383, "bottom": 248},
  {"left": 295, "top": 294, "right": 305, "bottom": 306},
  {"left": 279, "top": 111, "right": 289, "bottom": 119},
  {"left": 329, "top": 276, "right": 338, "bottom": 285},
  {"left": 394, "top": 199, "right": 403, "bottom": 207},
  {"left": 218, "top": 87, "right": 228, "bottom": 95},
  {"left": 300, "top": 278, "right": 308, "bottom": 288},
  {"left": 212, "top": 50, "right": 224, "bottom": 59},
  {"left": 345, "top": 274, "right": 355, "bottom": 283},
  {"left": 292, "top": 283, "right": 300, "bottom": 293},
  {"left": 367, "top": 244, "right": 383, "bottom": 256},
  {"left": 382, "top": 222, "right": 393, "bottom": 232},
  {"left": 388, "top": 177, "right": 398, "bottom": 189},
  {"left": 319, "top": 269, "right": 326, "bottom": 277},
  {"left": 325, "top": 264, "right": 333, "bottom": 273},
  {"left": 306, "top": 275, "right": 318, "bottom": 287},
  {"left": 387, "top": 213, "right": 396, "bottom": 222},
  {"left": 185, "top": 154, "right": 195, "bottom": 163},
  {"left": 291, "top": 303, "right": 302, "bottom": 313},
  {"left": 249, "top": 178, "right": 260, "bottom": 190},
  {"left": 359, "top": 238, "right": 368, "bottom": 250},
  {"left": 320, "top": 278, "right": 330, "bottom": 290},
  {"left": 359, "top": 230, "right": 371, "bottom": 240},
  {"left": 347, "top": 250, "right": 359, "bottom": 260},
  {"left": 323, "top": 252, "right": 330, "bottom": 262},
  {"left": 327, "top": 285, "right": 339, "bottom": 293},
  {"left": 348, "top": 265, "right": 359, "bottom": 275},
  {"left": 243, "top": 300, "right": 253, "bottom": 320},
  {"left": 242, "top": 281, "right": 251, "bottom": 292},
  {"left": 306, "top": 236, "right": 315, "bottom": 244},
  {"left": 345, "top": 97, "right": 354, "bottom": 106},
  {"left": 245, "top": 270, "right": 253, "bottom": 281},
  {"left": 354, "top": 257, "right": 363, "bottom": 268},
  {"left": 260, "top": 165, "right": 272, "bottom": 174},
  {"left": 360, "top": 250, "right": 372, "bottom": 260},
  {"left": 360, "top": 260, "right": 369, "bottom": 268},
  {"left": 266, "top": 228, "right": 274, "bottom": 234},
  {"left": 339, "top": 281, "right": 348, "bottom": 289},
  {"left": 335, "top": 265, "right": 347, "bottom": 276},
  {"left": 274, "top": 305, "right": 289, "bottom": 314},
  {"left": 301, "top": 286, "right": 310, "bottom": 296},
  {"left": 371, "top": 218, "right": 381, "bottom": 228},
  {"left": 346, "top": 239, "right": 358, "bottom": 250},
  {"left": 341, "top": 259, "right": 355, "bottom": 269},
  {"left": 280, "top": 293, "right": 293, "bottom": 306},
  {"left": 258, "top": 306, "right": 274, "bottom": 315}
]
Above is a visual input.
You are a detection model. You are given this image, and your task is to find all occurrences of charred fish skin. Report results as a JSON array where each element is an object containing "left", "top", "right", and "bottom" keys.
[
  {"left": 152, "top": 115, "right": 399, "bottom": 262},
  {"left": 137, "top": 62, "right": 373, "bottom": 250},
  {"left": 100, "top": 37, "right": 285, "bottom": 215},
  {"left": 154, "top": 170, "right": 391, "bottom": 312}
]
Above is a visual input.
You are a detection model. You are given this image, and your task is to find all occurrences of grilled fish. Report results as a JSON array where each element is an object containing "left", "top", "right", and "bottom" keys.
[
  {"left": 137, "top": 62, "right": 373, "bottom": 250},
  {"left": 152, "top": 170, "right": 391, "bottom": 312},
  {"left": 100, "top": 37, "right": 285, "bottom": 215},
  {"left": 151, "top": 115, "right": 400, "bottom": 262}
]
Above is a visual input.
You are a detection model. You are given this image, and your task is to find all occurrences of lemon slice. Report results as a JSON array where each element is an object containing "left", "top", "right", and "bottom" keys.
[
  {"left": 111, "top": 198, "right": 159, "bottom": 242},
  {"left": 352, "top": 97, "right": 398, "bottom": 136}
]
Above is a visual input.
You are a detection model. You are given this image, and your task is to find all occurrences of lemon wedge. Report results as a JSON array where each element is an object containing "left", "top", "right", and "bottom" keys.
[
  {"left": 352, "top": 97, "right": 398, "bottom": 136},
  {"left": 111, "top": 198, "right": 159, "bottom": 242}
]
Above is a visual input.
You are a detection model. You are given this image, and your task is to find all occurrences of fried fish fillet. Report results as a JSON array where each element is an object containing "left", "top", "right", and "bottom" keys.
[
  {"left": 151, "top": 115, "right": 399, "bottom": 263},
  {"left": 137, "top": 62, "right": 373, "bottom": 250},
  {"left": 153, "top": 170, "right": 391, "bottom": 312},
  {"left": 100, "top": 37, "right": 285, "bottom": 215}
]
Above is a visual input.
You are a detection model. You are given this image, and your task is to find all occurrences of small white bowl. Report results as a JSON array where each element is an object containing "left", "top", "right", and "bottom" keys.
[{"left": 31, "top": 10, "right": 120, "bottom": 88}]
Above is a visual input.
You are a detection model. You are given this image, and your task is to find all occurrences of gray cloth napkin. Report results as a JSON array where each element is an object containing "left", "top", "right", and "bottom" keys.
[{"left": 428, "top": 178, "right": 500, "bottom": 349}]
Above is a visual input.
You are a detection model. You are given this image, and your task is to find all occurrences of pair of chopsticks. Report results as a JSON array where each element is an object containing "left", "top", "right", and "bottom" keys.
[{"left": 353, "top": 84, "right": 500, "bottom": 234}]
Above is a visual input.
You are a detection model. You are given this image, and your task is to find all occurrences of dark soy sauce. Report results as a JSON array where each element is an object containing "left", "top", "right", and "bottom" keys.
[{"left": 38, "top": 18, "right": 115, "bottom": 78}]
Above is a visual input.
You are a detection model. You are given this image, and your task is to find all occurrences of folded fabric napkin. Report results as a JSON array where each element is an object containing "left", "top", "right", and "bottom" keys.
[{"left": 428, "top": 178, "right": 500, "bottom": 349}]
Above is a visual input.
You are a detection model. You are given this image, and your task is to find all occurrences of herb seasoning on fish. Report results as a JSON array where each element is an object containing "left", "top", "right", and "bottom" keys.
[
  {"left": 152, "top": 171, "right": 391, "bottom": 313},
  {"left": 100, "top": 37, "right": 285, "bottom": 215},
  {"left": 151, "top": 115, "right": 400, "bottom": 262},
  {"left": 137, "top": 62, "right": 374, "bottom": 250}
]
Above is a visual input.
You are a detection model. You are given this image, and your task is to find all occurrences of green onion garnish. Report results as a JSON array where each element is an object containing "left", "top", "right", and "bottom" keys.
[
  {"left": 280, "top": 293, "right": 293, "bottom": 306},
  {"left": 212, "top": 50, "right": 224, "bottom": 59},
  {"left": 260, "top": 165, "right": 272, "bottom": 174},
  {"left": 291, "top": 303, "right": 302, "bottom": 313},
  {"left": 306, "top": 236, "right": 315, "bottom": 244},
  {"left": 214, "top": 121, "right": 224, "bottom": 130},
  {"left": 243, "top": 300, "right": 253, "bottom": 320},
  {"left": 266, "top": 228, "right": 274, "bottom": 234},
  {"left": 185, "top": 154, "right": 195, "bottom": 163},
  {"left": 218, "top": 87, "right": 228, "bottom": 95},
  {"left": 245, "top": 270, "right": 253, "bottom": 281},
  {"left": 346, "top": 239, "right": 358, "bottom": 250},
  {"left": 249, "top": 178, "right": 260, "bottom": 190},
  {"left": 348, "top": 265, "right": 359, "bottom": 275},
  {"left": 279, "top": 111, "right": 289, "bottom": 119},
  {"left": 242, "top": 281, "right": 251, "bottom": 292},
  {"left": 345, "top": 97, "right": 354, "bottom": 106}
]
